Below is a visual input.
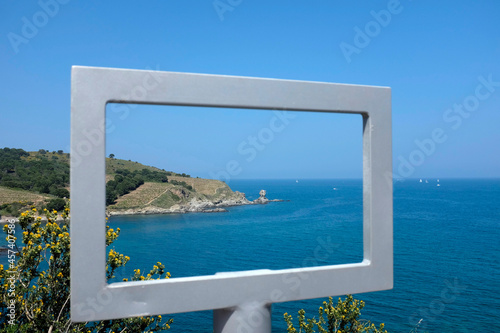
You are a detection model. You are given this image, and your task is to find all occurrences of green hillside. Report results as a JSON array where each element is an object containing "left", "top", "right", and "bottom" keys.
[
  {"left": 0, "top": 148, "right": 237, "bottom": 218},
  {"left": 0, "top": 148, "right": 70, "bottom": 198}
]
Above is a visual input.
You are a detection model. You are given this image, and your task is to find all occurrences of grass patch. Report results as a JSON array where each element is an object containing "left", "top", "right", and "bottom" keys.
[
  {"left": 151, "top": 191, "right": 182, "bottom": 209},
  {"left": 0, "top": 186, "right": 52, "bottom": 205},
  {"left": 110, "top": 182, "right": 170, "bottom": 209},
  {"left": 106, "top": 158, "right": 168, "bottom": 175}
]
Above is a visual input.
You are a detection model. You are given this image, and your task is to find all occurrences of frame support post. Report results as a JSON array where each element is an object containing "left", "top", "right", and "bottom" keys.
[{"left": 214, "top": 302, "right": 272, "bottom": 333}]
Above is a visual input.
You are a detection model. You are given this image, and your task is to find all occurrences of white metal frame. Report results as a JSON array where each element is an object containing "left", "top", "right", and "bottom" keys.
[{"left": 70, "top": 66, "right": 392, "bottom": 331}]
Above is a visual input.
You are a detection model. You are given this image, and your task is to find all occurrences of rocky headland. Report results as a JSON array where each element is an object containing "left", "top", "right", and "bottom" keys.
[{"left": 107, "top": 176, "right": 284, "bottom": 217}]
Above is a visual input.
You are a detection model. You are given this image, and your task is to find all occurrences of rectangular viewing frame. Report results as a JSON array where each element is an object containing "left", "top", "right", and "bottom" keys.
[{"left": 70, "top": 66, "right": 392, "bottom": 322}]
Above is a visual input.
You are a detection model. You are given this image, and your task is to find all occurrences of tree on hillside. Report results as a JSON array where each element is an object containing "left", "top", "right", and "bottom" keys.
[
  {"left": 0, "top": 148, "right": 69, "bottom": 196},
  {"left": 109, "top": 153, "right": 115, "bottom": 159}
]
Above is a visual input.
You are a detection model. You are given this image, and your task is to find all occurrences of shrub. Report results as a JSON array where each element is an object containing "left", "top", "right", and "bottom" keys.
[
  {"left": 170, "top": 180, "right": 194, "bottom": 192},
  {"left": 49, "top": 187, "right": 69, "bottom": 199},
  {"left": 45, "top": 198, "right": 66, "bottom": 212},
  {"left": 284, "top": 295, "right": 389, "bottom": 333},
  {"left": 0, "top": 207, "right": 173, "bottom": 332}
]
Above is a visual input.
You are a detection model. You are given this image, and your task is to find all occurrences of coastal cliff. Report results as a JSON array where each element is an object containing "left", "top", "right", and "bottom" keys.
[
  {"left": 107, "top": 176, "right": 281, "bottom": 216},
  {"left": 0, "top": 149, "right": 283, "bottom": 220}
]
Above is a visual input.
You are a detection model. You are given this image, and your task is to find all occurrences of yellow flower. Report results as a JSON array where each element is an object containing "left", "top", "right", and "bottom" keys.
[
  {"left": 123, "top": 278, "right": 128, "bottom": 282},
  {"left": 57, "top": 272, "right": 63, "bottom": 278}
]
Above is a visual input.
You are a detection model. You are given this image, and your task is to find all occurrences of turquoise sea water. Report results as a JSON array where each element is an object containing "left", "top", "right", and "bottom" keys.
[
  {"left": 107, "top": 178, "right": 500, "bottom": 332},
  {"left": 3, "top": 179, "right": 497, "bottom": 331}
]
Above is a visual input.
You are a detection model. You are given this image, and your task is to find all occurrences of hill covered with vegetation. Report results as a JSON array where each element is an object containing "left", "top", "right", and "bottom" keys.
[
  {"left": 0, "top": 147, "right": 247, "bottom": 218},
  {"left": 0, "top": 148, "right": 69, "bottom": 198}
]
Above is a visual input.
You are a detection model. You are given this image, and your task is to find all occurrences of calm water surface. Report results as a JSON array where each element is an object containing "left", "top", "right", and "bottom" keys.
[
  {"left": 107, "top": 178, "right": 499, "bottom": 332},
  {"left": 4, "top": 179, "right": 496, "bottom": 332}
]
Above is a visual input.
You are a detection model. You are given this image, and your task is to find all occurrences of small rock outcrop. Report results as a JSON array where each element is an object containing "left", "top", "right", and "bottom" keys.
[{"left": 253, "top": 189, "right": 270, "bottom": 204}]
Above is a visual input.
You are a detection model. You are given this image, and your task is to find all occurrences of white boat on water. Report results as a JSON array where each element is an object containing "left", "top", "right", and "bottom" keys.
[{"left": 419, "top": 179, "right": 422, "bottom": 183}]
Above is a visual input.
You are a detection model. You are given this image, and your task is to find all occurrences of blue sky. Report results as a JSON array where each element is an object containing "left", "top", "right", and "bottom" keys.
[{"left": 1, "top": 1, "right": 499, "bottom": 179}]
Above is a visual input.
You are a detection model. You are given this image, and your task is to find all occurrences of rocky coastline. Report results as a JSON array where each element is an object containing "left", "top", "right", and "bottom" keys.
[
  {"left": 107, "top": 189, "right": 284, "bottom": 217},
  {"left": 0, "top": 188, "right": 285, "bottom": 222}
]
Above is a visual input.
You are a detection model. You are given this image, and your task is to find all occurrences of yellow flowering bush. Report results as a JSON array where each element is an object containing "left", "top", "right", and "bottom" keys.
[
  {"left": 284, "top": 295, "right": 389, "bottom": 333},
  {"left": 0, "top": 206, "right": 173, "bottom": 332}
]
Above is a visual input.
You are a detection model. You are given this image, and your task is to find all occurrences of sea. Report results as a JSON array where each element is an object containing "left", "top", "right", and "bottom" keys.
[
  {"left": 2, "top": 179, "right": 498, "bottom": 332},
  {"left": 106, "top": 178, "right": 500, "bottom": 332}
]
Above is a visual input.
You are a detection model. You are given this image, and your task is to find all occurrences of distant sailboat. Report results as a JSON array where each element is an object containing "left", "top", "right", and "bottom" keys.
[
  {"left": 295, "top": 180, "right": 299, "bottom": 183},
  {"left": 419, "top": 179, "right": 422, "bottom": 183},
  {"left": 425, "top": 180, "right": 428, "bottom": 183}
]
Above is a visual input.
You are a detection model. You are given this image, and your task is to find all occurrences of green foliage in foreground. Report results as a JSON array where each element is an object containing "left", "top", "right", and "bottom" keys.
[
  {"left": 0, "top": 205, "right": 394, "bottom": 332},
  {"left": 284, "top": 295, "right": 389, "bottom": 333},
  {"left": 0, "top": 207, "right": 172, "bottom": 332}
]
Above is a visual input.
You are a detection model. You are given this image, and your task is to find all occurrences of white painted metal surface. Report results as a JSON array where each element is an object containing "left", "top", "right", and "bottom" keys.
[{"left": 70, "top": 66, "right": 392, "bottom": 332}]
